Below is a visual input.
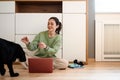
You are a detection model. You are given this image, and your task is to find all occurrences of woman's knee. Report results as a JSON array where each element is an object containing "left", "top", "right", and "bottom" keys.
[
  {"left": 54, "top": 58, "right": 69, "bottom": 69},
  {"left": 62, "top": 59, "right": 69, "bottom": 68}
]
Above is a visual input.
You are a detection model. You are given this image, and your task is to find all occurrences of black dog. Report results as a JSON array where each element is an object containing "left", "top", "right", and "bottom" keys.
[{"left": 0, "top": 38, "right": 26, "bottom": 77}]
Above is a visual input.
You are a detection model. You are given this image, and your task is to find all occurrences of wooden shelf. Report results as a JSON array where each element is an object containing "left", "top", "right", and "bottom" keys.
[
  {"left": 0, "top": 0, "right": 14, "bottom": 1},
  {"left": 15, "top": 0, "right": 86, "bottom": 1},
  {"left": 15, "top": 0, "right": 62, "bottom": 1},
  {"left": 16, "top": 1, "right": 62, "bottom": 13}
]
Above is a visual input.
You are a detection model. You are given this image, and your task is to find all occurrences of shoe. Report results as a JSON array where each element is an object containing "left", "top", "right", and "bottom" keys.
[
  {"left": 78, "top": 61, "right": 84, "bottom": 66},
  {"left": 68, "top": 63, "right": 83, "bottom": 68},
  {"left": 73, "top": 59, "right": 84, "bottom": 67}
]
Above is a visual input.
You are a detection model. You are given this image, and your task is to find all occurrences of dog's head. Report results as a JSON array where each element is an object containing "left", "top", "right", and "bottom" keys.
[
  {"left": 16, "top": 44, "right": 26, "bottom": 62},
  {"left": 0, "top": 38, "right": 26, "bottom": 63}
]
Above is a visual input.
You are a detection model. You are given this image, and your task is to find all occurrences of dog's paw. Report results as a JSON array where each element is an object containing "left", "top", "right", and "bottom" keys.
[
  {"left": 10, "top": 73, "right": 19, "bottom": 77},
  {"left": 0, "top": 68, "right": 6, "bottom": 76}
]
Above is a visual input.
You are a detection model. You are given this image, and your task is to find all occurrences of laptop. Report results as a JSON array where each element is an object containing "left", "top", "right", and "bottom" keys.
[{"left": 28, "top": 58, "right": 53, "bottom": 73}]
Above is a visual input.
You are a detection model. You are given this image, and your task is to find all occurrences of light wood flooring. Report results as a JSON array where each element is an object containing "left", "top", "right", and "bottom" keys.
[{"left": 1, "top": 59, "right": 120, "bottom": 80}]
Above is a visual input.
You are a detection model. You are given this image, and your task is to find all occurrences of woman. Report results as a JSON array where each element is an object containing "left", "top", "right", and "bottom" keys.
[{"left": 21, "top": 17, "right": 68, "bottom": 70}]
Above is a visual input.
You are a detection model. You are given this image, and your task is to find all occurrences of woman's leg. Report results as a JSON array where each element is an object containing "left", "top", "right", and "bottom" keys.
[{"left": 53, "top": 58, "right": 69, "bottom": 70}]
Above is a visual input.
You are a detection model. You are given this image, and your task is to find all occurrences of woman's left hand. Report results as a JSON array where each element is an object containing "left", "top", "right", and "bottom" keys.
[{"left": 38, "top": 42, "right": 47, "bottom": 49}]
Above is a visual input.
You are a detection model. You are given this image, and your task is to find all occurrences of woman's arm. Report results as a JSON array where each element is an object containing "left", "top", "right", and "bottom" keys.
[{"left": 26, "top": 34, "right": 40, "bottom": 51}]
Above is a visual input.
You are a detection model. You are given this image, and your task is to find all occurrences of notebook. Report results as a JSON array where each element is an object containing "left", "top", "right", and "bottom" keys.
[{"left": 28, "top": 58, "right": 53, "bottom": 73}]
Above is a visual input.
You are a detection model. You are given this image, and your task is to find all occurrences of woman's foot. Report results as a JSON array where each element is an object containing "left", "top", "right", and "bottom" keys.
[{"left": 20, "top": 62, "right": 28, "bottom": 69}]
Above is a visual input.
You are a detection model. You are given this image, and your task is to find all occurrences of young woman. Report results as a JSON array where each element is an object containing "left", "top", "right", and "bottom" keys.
[{"left": 21, "top": 17, "right": 68, "bottom": 70}]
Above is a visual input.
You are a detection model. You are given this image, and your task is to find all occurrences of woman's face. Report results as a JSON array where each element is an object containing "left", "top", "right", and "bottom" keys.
[{"left": 47, "top": 19, "right": 58, "bottom": 32}]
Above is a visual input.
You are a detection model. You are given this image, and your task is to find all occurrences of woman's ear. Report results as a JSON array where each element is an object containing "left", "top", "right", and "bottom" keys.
[{"left": 56, "top": 25, "right": 59, "bottom": 29}]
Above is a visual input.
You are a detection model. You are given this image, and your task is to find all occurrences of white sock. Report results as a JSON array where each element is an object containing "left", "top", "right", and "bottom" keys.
[{"left": 20, "top": 62, "right": 28, "bottom": 69}]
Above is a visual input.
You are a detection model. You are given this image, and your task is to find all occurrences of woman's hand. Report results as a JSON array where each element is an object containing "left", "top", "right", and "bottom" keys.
[
  {"left": 38, "top": 42, "right": 47, "bottom": 49},
  {"left": 21, "top": 37, "right": 30, "bottom": 45}
]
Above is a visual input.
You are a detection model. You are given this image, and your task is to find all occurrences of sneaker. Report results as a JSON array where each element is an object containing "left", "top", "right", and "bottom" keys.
[{"left": 68, "top": 63, "right": 83, "bottom": 68}]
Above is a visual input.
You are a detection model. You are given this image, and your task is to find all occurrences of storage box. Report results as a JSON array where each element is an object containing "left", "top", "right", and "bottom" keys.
[{"left": 28, "top": 58, "right": 53, "bottom": 73}]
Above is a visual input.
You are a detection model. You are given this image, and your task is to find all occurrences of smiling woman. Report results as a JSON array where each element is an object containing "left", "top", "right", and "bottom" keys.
[
  {"left": 21, "top": 17, "right": 68, "bottom": 70},
  {"left": 95, "top": 0, "right": 120, "bottom": 13}
]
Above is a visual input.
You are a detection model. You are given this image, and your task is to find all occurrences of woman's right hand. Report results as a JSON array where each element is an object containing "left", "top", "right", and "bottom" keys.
[{"left": 21, "top": 37, "right": 29, "bottom": 45}]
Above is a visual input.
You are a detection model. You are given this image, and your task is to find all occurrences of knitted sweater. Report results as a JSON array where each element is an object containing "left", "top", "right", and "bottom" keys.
[{"left": 26, "top": 30, "right": 61, "bottom": 58}]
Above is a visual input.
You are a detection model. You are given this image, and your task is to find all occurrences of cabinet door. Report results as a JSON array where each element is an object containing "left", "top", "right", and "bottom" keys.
[
  {"left": 63, "top": 14, "right": 86, "bottom": 61},
  {"left": 0, "top": 1, "right": 15, "bottom": 13},
  {"left": 63, "top": 1, "right": 86, "bottom": 13},
  {"left": 16, "top": 13, "right": 62, "bottom": 34},
  {"left": 0, "top": 14, "right": 14, "bottom": 41}
]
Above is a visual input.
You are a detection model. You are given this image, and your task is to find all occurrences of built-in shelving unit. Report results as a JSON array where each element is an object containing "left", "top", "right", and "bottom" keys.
[
  {"left": 0, "top": 0, "right": 88, "bottom": 64},
  {"left": 15, "top": 1, "right": 62, "bottom": 13}
]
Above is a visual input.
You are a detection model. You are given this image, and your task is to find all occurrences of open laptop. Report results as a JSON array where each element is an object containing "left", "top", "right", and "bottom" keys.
[{"left": 28, "top": 58, "right": 53, "bottom": 73}]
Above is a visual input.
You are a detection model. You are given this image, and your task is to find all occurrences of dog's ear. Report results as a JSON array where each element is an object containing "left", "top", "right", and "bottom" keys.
[
  {"left": 16, "top": 44, "right": 26, "bottom": 62},
  {"left": 18, "top": 50, "right": 26, "bottom": 62}
]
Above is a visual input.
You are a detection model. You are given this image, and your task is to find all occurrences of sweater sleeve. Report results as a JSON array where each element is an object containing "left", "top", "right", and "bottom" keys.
[
  {"left": 26, "top": 33, "right": 40, "bottom": 51},
  {"left": 44, "top": 36, "right": 61, "bottom": 56}
]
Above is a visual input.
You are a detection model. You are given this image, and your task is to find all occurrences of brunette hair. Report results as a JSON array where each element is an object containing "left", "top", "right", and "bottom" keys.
[{"left": 49, "top": 17, "right": 62, "bottom": 34}]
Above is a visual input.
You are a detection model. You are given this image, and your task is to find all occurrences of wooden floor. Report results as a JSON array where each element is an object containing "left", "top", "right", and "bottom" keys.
[{"left": 1, "top": 59, "right": 120, "bottom": 80}]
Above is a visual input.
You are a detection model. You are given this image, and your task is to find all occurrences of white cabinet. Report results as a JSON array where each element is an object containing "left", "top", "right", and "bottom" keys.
[
  {"left": 63, "top": 1, "right": 86, "bottom": 13},
  {"left": 63, "top": 14, "right": 86, "bottom": 61},
  {"left": 0, "top": 14, "right": 15, "bottom": 41},
  {"left": 0, "top": 1, "right": 15, "bottom": 41},
  {"left": 63, "top": 1, "right": 86, "bottom": 61},
  {"left": 0, "top": 1, "right": 15, "bottom": 13}
]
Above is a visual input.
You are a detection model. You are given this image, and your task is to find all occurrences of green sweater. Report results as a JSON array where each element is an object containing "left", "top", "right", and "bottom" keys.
[{"left": 26, "top": 30, "right": 61, "bottom": 58}]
